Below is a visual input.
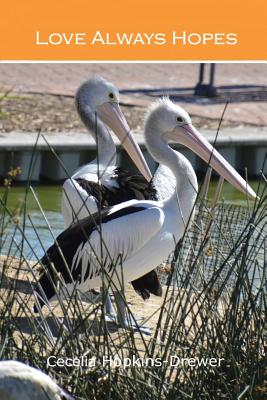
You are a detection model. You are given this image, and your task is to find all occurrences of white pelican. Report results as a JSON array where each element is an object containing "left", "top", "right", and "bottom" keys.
[
  {"left": 61, "top": 77, "right": 163, "bottom": 315},
  {"left": 0, "top": 360, "right": 74, "bottom": 400},
  {"left": 62, "top": 76, "right": 153, "bottom": 226},
  {"left": 34, "top": 99, "right": 257, "bottom": 332}
]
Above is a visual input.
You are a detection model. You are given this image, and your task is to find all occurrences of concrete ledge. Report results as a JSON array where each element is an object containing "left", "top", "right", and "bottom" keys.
[
  {"left": 0, "top": 127, "right": 267, "bottom": 151},
  {"left": 0, "top": 127, "right": 266, "bottom": 181}
]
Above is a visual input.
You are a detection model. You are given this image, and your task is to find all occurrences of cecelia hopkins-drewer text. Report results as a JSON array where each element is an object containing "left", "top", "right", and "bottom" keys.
[{"left": 47, "top": 355, "right": 225, "bottom": 369}]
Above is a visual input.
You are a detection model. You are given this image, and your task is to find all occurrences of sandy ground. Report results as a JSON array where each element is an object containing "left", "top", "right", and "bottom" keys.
[
  {"left": 0, "top": 255, "right": 223, "bottom": 347},
  {"left": 0, "top": 255, "right": 171, "bottom": 341}
]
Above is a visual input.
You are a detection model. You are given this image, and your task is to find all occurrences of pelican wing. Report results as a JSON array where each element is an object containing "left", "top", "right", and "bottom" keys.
[
  {"left": 90, "top": 205, "right": 164, "bottom": 263},
  {"left": 35, "top": 204, "right": 165, "bottom": 310},
  {"left": 70, "top": 205, "right": 165, "bottom": 284}
]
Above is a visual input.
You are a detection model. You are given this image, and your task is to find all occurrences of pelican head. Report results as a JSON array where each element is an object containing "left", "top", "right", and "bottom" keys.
[
  {"left": 75, "top": 76, "right": 152, "bottom": 181},
  {"left": 0, "top": 360, "right": 74, "bottom": 400},
  {"left": 76, "top": 76, "right": 120, "bottom": 111},
  {"left": 145, "top": 98, "right": 257, "bottom": 199}
]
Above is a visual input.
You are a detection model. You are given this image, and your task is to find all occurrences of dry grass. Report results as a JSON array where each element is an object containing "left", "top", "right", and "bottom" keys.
[{"left": 0, "top": 134, "right": 266, "bottom": 399}]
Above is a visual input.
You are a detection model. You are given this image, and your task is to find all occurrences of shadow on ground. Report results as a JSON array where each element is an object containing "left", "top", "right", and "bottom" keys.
[{"left": 121, "top": 84, "right": 267, "bottom": 105}]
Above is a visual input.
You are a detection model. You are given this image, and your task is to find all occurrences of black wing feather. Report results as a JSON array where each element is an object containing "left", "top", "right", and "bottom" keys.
[
  {"left": 75, "top": 168, "right": 162, "bottom": 300},
  {"left": 34, "top": 206, "right": 147, "bottom": 310},
  {"left": 75, "top": 167, "right": 157, "bottom": 209}
]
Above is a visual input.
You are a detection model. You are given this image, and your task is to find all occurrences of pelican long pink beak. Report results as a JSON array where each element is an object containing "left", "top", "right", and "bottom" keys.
[
  {"left": 96, "top": 102, "right": 152, "bottom": 182},
  {"left": 169, "top": 124, "right": 257, "bottom": 199}
]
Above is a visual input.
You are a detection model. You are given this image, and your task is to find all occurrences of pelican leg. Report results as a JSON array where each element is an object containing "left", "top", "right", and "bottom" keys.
[
  {"left": 113, "top": 290, "right": 151, "bottom": 335},
  {"left": 104, "top": 292, "right": 114, "bottom": 314},
  {"left": 104, "top": 290, "right": 117, "bottom": 322}
]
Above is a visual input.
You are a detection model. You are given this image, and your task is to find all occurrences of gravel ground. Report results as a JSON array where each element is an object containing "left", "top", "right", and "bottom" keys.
[{"left": 0, "top": 92, "right": 250, "bottom": 133}]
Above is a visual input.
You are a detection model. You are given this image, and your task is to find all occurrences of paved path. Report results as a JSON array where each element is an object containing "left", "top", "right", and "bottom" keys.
[{"left": 0, "top": 63, "right": 267, "bottom": 125}]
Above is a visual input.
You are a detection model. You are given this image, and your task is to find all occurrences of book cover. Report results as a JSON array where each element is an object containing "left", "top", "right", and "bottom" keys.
[{"left": 0, "top": 1, "right": 266, "bottom": 399}]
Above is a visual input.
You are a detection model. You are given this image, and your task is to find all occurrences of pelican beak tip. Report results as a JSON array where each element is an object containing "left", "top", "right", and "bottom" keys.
[{"left": 146, "top": 171, "right": 153, "bottom": 182}]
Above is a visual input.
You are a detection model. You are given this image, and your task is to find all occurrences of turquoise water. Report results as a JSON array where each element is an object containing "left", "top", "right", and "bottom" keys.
[
  {"left": 0, "top": 180, "right": 260, "bottom": 212},
  {"left": 0, "top": 186, "right": 63, "bottom": 260},
  {"left": 0, "top": 180, "right": 262, "bottom": 260}
]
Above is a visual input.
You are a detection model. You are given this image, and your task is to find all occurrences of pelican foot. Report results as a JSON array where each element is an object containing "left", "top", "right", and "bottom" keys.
[
  {"left": 104, "top": 313, "right": 117, "bottom": 323},
  {"left": 113, "top": 291, "right": 150, "bottom": 334},
  {"left": 56, "top": 317, "right": 69, "bottom": 333},
  {"left": 118, "top": 316, "right": 151, "bottom": 335},
  {"left": 135, "top": 315, "right": 145, "bottom": 321},
  {"left": 105, "top": 312, "right": 144, "bottom": 323}
]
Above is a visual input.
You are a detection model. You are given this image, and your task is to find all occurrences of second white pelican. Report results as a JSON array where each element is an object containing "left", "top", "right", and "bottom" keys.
[
  {"left": 61, "top": 76, "right": 162, "bottom": 319},
  {"left": 61, "top": 76, "right": 153, "bottom": 227}
]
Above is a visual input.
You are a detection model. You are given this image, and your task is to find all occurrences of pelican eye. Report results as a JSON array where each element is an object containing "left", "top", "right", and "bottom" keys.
[
  {"left": 109, "top": 92, "right": 114, "bottom": 100},
  {"left": 177, "top": 116, "right": 183, "bottom": 123}
]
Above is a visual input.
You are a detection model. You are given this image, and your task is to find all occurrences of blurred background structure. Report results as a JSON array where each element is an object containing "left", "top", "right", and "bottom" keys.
[{"left": 0, "top": 63, "right": 266, "bottom": 182}]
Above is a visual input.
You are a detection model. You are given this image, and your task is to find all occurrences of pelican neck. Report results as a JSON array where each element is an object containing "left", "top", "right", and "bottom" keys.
[
  {"left": 78, "top": 101, "right": 117, "bottom": 169},
  {"left": 146, "top": 129, "right": 198, "bottom": 222}
]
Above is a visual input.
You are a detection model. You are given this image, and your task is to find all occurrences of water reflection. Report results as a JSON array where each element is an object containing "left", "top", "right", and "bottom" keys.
[
  {"left": 0, "top": 180, "right": 261, "bottom": 260},
  {"left": 1, "top": 211, "right": 63, "bottom": 260}
]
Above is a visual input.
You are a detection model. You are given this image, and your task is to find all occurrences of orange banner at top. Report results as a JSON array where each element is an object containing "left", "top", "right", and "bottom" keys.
[{"left": 0, "top": 0, "right": 266, "bottom": 60}]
